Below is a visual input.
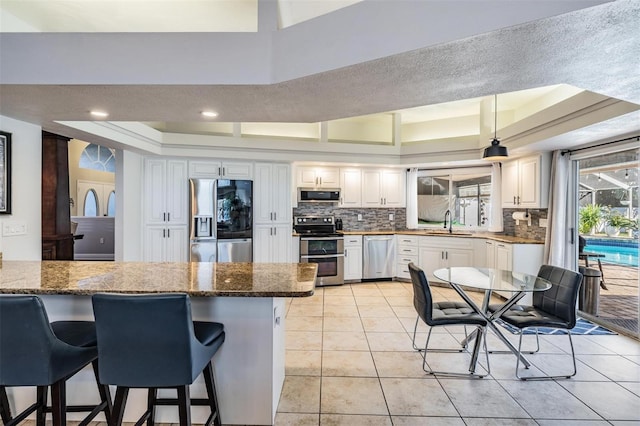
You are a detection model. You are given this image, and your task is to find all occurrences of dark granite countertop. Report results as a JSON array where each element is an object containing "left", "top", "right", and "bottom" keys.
[{"left": 0, "top": 261, "right": 317, "bottom": 297}]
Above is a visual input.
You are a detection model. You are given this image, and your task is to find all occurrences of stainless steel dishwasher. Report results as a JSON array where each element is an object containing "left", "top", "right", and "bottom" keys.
[{"left": 363, "top": 235, "right": 396, "bottom": 279}]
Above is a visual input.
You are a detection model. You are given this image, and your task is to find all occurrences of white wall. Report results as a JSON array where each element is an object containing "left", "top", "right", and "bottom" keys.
[
  {"left": 0, "top": 115, "right": 42, "bottom": 260},
  {"left": 115, "top": 149, "right": 143, "bottom": 261}
]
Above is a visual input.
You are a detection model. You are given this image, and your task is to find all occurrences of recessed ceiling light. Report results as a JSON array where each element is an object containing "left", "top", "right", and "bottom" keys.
[
  {"left": 90, "top": 110, "right": 109, "bottom": 118},
  {"left": 201, "top": 111, "right": 218, "bottom": 118}
]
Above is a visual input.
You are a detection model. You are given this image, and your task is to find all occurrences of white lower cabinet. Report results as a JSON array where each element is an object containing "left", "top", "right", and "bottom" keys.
[
  {"left": 396, "top": 235, "right": 419, "bottom": 280},
  {"left": 344, "top": 235, "right": 363, "bottom": 281},
  {"left": 254, "top": 224, "right": 292, "bottom": 263},
  {"left": 419, "top": 236, "right": 474, "bottom": 282},
  {"left": 144, "top": 226, "right": 188, "bottom": 262}
]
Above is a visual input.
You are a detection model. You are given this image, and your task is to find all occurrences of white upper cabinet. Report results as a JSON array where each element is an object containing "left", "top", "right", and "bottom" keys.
[
  {"left": 339, "top": 168, "right": 362, "bottom": 208},
  {"left": 501, "top": 154, "right": 550, "bottom": 208},
  {"left": 254, "top": 162, "right": 291, "bottom": 225},
  {"left": 189, "top": 160, "right": 252, "bottom": 179},
  {"left": 144, "top": 158, "right": 188, "bottom": 225},
  {"left": 361, "top": 169, "right": 406, "bottom": 207},
  {"left": 296, "top": 166, "right": 340, "bottom": 188}
]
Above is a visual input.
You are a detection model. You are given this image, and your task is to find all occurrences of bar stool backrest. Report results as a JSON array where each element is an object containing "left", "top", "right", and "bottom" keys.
[
  {"left": 92, "top": 293, "right": 200, "bottom": 388},
  {"left": 0, "top": 295, "right": 61, "bottom": 385}
]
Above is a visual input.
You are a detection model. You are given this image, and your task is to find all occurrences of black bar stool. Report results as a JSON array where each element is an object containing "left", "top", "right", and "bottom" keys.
[
  {"left": 0, "top": 295, "right": 112, "bottom": 426},
  {"left": 91, "top": 293, "right": 225, "bottom": 426}
]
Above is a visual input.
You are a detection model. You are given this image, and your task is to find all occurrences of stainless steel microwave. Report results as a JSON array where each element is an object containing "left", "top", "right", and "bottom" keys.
[{"left": 298, "top": 188, "right": 341, "bottom": 203}]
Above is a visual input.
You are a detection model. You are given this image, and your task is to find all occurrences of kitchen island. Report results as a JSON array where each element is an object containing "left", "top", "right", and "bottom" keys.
[{"left": 0, "top": 260, "right": 317, "bottom": 425}]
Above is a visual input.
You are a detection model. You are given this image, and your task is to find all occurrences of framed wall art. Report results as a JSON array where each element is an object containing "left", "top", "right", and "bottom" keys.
[{"left": 0, "top": 131, "right": 11, "bottom": 214}]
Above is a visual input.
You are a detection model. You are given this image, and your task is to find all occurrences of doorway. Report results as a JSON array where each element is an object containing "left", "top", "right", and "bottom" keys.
[{"left": 576, "top": 147, "right": 639, "bottom": 337}]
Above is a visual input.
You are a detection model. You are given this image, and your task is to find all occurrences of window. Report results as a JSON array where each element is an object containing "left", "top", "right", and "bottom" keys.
[
  {"left": 107, "top": 191, "right": 116, "bottom": 216},
  {"left": 79, "top": 144, "right": 115, "bottom": 172},
  {"left": 83, "top": 189, "right": 99, "bottom": 216},
  {"left": 417, "top": 167, "right": 492, "bottom": 229}
]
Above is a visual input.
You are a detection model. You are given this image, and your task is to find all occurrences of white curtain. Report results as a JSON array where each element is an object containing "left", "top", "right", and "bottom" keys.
[
  {"left": 544, "top": 150, "right": 572, "bottom": 268},
  {"left": 406, "top": 168, "right": 418, "bottom": 229},
  {"left": 487, "top": 162, "right": 503, "bottom": 232}
]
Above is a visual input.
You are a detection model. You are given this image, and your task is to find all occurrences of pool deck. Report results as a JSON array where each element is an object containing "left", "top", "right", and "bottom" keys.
[{"left": 582, "top": 261, "right": 639, "bottom": 337}]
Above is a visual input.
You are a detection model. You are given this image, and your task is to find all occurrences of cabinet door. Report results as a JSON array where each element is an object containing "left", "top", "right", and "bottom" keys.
[
  {"left": 297, "top": 167, "right": 319, "bottom": 187},
  {"left": 361, "top": 170, "right": 382, "bottom": 207},
  {"left": 271, "top": 164, "right": 291, "bottom": 224},
  {"left": 518, "top": 157, "right": 539, "bottom": 207},
  {"left": 165, "top": 226, "right": 188, "bottom": 262},
  {"left": 144, "top": 159, "right": 167, "bottom": 224},
  {"left": 143, "top": 227, "right": 166, "bottom": 262},
  {"left": 339, "top": 169, "right": 362, "bottom": 208},
  {"left": 253, "top": 163, "right": 274, "bottom": 224},
  {"left": 382, "top": 170, "right": 405, "bottom": 207},
  {"left": 221, "top": 162, "right": 253, "bottom": 179},
  {"left": 253, "top": 225, "right": 273, "bottom": 263},
  {"left": 446, "top": 249, "right": 473, "bottom": 268},
  {"left": 166, "top": 160, "right": 188, "bottom": 225},
  {"left": 501, "top": 160, "right": 519, "bottom": 208},
  {"left": 189, "top": 160, "right": 222, "bottom": 178},
  {"left": 418, "top": 246, "right": 444, "bottom": 281},
  {"left": 495, "top": 243, "right": 513, "bottom": 271},
  {"left": 317, "top": 168, "right": 340, "bottom": 188},
  {"left": 485, "top": 240, "right": 495, "bottom": 268},
  {"left": 272, "top": 224, "right": 292, "bottom": 263},
  {"left": 344, "top": 245, "right": 363, "bottom": 280}
]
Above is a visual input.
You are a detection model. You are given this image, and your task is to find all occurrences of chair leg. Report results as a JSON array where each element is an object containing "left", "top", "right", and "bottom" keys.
[
  {"left": 91, "top": 359, "right": 112, "bottom": 424},
  {"left": 203, "top": 361, "right": 222, "bottom": 426},
  {"left": 0, "top": 386, "right": 12, "bottom": 424},
  {"left": 422, "top": 325, "right": 489, "bottom": 378},
  {"left": 177, "top": 386, "right": 191, "bottom": 426},
  {"left": 36, "top": 386, "right": 47, "bottom": 426},
  {"left": 50, "top": 380, "right": 66, "bottom": 426},
  {"left": 111, "top": 387, "right": 129, "bottom": 426},
  {"left": 147, "top": 388, "right": 157, "bottom": 426},
  {"left": 515, "top": 329, "right": 577, "bottom": 380}
]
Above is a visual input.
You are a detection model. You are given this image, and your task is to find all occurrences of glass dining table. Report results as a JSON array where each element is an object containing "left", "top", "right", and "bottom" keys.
[{"left": 433, "top": 267, "right": 552, "bottom": 371}]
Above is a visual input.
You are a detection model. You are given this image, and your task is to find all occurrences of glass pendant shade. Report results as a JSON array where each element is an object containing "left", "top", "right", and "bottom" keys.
[{"left": 483, "top": 137, "right": 508, "bottom": 161}]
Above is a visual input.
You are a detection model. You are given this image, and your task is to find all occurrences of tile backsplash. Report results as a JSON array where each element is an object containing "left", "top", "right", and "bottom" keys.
[
  {"left": 502, "top": 208, "right": 547, "bottom": 241},
  {"left": 293, "top": 205, "right": 407, "bottom": 232},
  {"left": 292, "top": 205, "right": 546, "bottom": 241}
]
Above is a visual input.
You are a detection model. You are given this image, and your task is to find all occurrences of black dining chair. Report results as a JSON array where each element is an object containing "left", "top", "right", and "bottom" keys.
[
  {"left": 0, "top": 295, "right": 112, "bottom": 426},
  {"left": 408, "top": 263, "right": 490, "bottom": 378},
  {"left": 488, "top": 264, "right": 583, "bottom": 380},
  {"left": 91, "top": 293, "right": 225, "bottom": 426}
]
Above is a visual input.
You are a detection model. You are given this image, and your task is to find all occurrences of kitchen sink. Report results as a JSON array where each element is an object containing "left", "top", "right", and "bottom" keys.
[{"left": 421, "top": 230, "right": 473, "bottom": 236}]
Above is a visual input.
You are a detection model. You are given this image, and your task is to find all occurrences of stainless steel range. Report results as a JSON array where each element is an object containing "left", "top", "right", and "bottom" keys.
[{"left": 294, "top": 215, "right": 344, "bottom": 286}]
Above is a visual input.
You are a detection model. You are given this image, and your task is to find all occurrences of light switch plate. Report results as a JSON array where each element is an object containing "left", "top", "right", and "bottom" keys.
[
  {"left": 2, "top": 222, "right": 27, "bottom": 236},
  {"left": 389, "top": 213, "right": 394, "bottom": 221},
  {"left": 357, "top": 214, "right": 363, "bottom": 221},
  {"left": 539, "top": 218, "right": 548, "bottom": 228}
]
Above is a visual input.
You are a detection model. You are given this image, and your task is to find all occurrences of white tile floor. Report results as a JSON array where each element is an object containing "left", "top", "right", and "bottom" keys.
[
  {"left": 276, "top": 281, "right": 640, "bottom": 426},
  {"left": 19, "top": 280, "right": 640, "bottom": 425}
]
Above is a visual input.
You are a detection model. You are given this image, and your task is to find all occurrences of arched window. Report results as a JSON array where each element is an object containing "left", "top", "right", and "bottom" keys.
[
  {"left": 107, "top": 191, "right": 116, "bottom": 216},
  {"left": 83, "top": 189, "right": 99, "bottom": 216},
  {"left": 79, "top": 144, "right": 115, "bottom": 172}
]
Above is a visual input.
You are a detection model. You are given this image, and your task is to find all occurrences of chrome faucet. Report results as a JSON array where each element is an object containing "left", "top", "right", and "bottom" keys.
[{"left": 443, "top": 210, "right": 452, "bottom": 234}]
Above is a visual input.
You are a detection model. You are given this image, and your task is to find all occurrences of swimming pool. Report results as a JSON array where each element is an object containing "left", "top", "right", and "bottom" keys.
[{"left": 584, "top": 243, "right": 639, "bottom": 267}]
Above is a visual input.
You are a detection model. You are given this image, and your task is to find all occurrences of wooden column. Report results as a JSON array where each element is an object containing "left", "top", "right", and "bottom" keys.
[{"left": 41, "top": 131, "right": 74, "bottom": 260}]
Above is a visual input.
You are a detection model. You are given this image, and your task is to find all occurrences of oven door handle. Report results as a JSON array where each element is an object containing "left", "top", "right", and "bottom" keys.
[
  {"left": 301, "top": 254, "right": 345, "bottom": 259},
  {"left": 300, "top": 236, "right": 343, "bottom": 241}
]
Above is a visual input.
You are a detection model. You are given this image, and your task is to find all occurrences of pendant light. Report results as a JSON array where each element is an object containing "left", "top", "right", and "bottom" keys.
[{"left": 482, "top": 94, "right": 508, "bottom": 161}]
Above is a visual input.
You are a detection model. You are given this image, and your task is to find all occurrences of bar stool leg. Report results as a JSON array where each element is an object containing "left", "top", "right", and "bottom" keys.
[
  {"left": 203, "top": 361, "right": 222, "bottom": 426},
  {"left": 36, "top": 386, "right": 47, "bottom": 426},
  {"left": 111, "top": 387, "right": 129, "bottom": 426},
  {"left": 91, "top": 360, "right": 112, "bottom": 424},
  {"left": 0, "top": 386, "right": 12, "bottom": 424},
  {"left": 147, "top": 387, "right": 158, "bottom": 426},
  {"left": 177, "top": 386, "right": 191, "bottom": 426},
  {"left": 50, "top": 380, "right": 66, "bottom": 426}
]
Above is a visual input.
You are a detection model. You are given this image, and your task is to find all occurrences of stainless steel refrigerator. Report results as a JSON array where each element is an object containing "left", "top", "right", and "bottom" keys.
[{"left": 189, "top": 178, "right": 253, "bottom": 262}]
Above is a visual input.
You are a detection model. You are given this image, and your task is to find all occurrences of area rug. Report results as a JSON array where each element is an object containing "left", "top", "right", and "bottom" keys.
[{"left": 496, "top": 318, "right": 617, "bottom": 335}]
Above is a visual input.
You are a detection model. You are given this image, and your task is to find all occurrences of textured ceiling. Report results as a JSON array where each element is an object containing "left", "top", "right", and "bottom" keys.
[{"left": 0, "top": 0, "right": 638, "bottom": 152}]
